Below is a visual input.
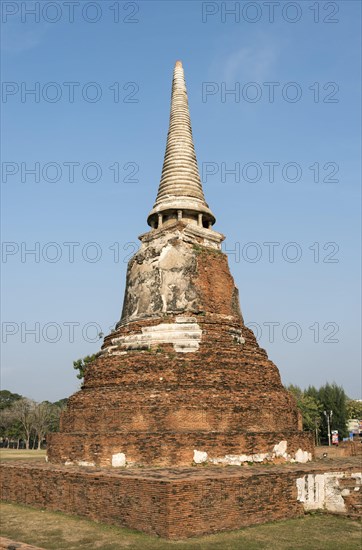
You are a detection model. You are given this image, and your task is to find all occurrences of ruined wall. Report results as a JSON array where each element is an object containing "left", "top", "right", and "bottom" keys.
[
  {"left": 1, "top": 461, "right": 360, "bottom": 539},
  {"left": 48, "top": 222, "right": 308, "bottom": 468},
  {"left": 296, "top": 471, "right": 362, "bottom": 515},
  {"left": 48, "top": 430, "right": 314, "bottom": 468},
  {"left": 48, "top": 311, "right": 309, "bottom": 467}
]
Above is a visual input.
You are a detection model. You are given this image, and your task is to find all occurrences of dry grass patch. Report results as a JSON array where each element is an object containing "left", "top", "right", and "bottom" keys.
[
  {"left": 0, "top": 503, "right": 361, "bottom": 550},
  {"left": 0, "top": 449, "right": 46, "bottom": 461}
]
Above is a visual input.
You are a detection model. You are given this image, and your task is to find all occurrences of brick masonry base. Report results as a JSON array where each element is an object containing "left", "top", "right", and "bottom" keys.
[{"left": 1, "top": 459, "right": 360, "bottom": 539}]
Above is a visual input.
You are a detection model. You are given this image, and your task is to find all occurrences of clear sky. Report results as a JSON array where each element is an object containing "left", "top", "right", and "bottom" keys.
[{"left": 1, "top": 0, "right": 361, "bottom": 401}]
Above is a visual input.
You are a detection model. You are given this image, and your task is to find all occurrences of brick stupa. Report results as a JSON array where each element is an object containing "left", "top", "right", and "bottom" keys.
[{"left": 48, "top": 61, "right": 313, "bottom": 468}]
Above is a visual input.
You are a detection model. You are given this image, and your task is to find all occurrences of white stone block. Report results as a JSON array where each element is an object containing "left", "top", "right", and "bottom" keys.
[
  {"left": 295, "top": 449, "right": 311, "bottom": 463},
  {"left": 296, "top": 477, "right": 306, "bottom": 502},
  {"left": 209, "top": 452, "right": 270, "bottom": 465},
  {"left": 193, "top": 450, "right": 208, "bottom": 464},
  {"left": 273, "top": 440, "right": 288, "bottom": 457},
  {"left": 112, "top": 452, "right": 126, "bottom": 467}
]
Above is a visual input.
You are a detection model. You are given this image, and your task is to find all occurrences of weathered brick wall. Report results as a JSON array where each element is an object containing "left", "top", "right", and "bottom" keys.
[
  {"left": 48, "top": 314, "right": 310, "bottom": 466},
  {"left": 48, "top": 430, "right": 313, "bottom": 468},
  {"left": 59, "top": 321, "right": 299, "bottom": 435},
  {"left": 120, "top": 223, "right": 238, "bottom": 323},
  {"left": 48, "top": 230, "right": 310, "bottom": 467},
  {"left": 339, "top": 475, "right": 362, "bottom": 519},
  {"left": 1, "top": 461, "right": 360, "bottom": 539}
]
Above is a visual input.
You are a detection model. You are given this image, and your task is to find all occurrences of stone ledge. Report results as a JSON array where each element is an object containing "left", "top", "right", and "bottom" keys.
[{"left": 139, "top": 220, "right": 224, "bottom": 248}]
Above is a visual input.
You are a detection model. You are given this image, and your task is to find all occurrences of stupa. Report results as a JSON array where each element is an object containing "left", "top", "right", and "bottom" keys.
[{"left": 48, "top": 61, "right": 313, "bottom": 468}]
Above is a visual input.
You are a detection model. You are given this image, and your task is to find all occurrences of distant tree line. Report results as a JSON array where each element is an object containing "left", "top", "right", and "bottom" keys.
[
  {"left": 0, "top": 390, "right": 68, "bottom": 449},
  {"left": 287, "top": 382, "right": 361, "bottom": 444}
]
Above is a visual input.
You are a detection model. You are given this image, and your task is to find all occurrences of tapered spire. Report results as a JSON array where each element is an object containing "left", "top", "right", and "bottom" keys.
[{"left": 147, "top": 61, "right": 216, "bottom": 229}]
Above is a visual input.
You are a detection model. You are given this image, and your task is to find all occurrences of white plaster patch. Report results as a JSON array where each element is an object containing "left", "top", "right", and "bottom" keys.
[
  {"left": 112, "top": 452, "right": 126, "bottom": 467},
  {"left": 161, "top": 293, "right": 167, "bottom": 312},
  {"left": 158, "top": 243, "right": 174, "bottom": 265},
  {"left": 210, "top": 453, "right": 270, "bottom": 465},
  {"left": 120, "top": 233, "right": 201, "bottom": 322},
  {"left": 296, "top": 471, "right": 361, "bottom": 514},
  {"left": 273, "top": 440, "right": 288, "bottom": 458},
  {"left": 294, "top": 449, "right": 312, "bottom": 463},
  {"left": 207, "top": 442, "right": 312, "bottom": 466},
  {"left": 193, "top": 450, "right": 208, "bottom": 464},
  {"left": 110, "top": 319, "right": 202, "bottom": 353}
]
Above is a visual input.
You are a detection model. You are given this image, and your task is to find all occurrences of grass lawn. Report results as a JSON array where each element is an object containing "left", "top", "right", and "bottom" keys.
[
  {"left": 0, "top": 448, "right": 46, "bottom": 461},
  {"left": 0, "top": 502, "right": 361, "bottom": 550}
]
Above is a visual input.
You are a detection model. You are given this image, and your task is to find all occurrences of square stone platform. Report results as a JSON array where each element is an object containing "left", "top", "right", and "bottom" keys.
[{"left": 1, "top": 458, "right": 360, "bottom": 539}]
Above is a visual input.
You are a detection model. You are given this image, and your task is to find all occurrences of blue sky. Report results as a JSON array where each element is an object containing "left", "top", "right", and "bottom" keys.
[{"left": 1, "top": 0, "right": 361, "bottom": 401}]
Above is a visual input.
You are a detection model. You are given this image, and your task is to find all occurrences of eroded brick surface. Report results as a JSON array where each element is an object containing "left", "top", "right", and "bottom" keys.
[
  {"left": 1, "top": 459, "right": 360, "bottom": 539},
  {"left": 48, "top": 228, "right": 312, "bottom": 468}
]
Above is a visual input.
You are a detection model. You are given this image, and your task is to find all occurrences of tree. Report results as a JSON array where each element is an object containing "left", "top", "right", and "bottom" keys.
[
  {"left": 73, "top": 354, "right": 97, "bottom": 381},
  {"left": 288, "top": 383, "right": 349, "bottom": 443},
  {"left": 32, "top": 402, "right": 53, "bottom": 449},
  {"left": 287, "top": 385, "right": 323, "bottom": 443},
  {"left": 346, "top": 399, "right": 362, "bottom": 420},
  {"left": 0, "top": 407, "right": 22, "bottom": 447},
  {"left": 315, "top": 383, "right": 348, "bottom": 439},
  {"left": 43, "top": 400, "right": 68, "bottom": 433},
  {"left": 10, "top": 398, "right": 36, "bottom": 449},
  {"left": 301, "top": 395, "right": 323, "bottom": 432},
  {"left": 304, "top": 385, "right": 319, "bottom": 402},
  {"left": 288, "top": 384, "right": 303, "bottom": 400},
  {"left": 0, "top": 390, "right": 23, "bottom": 410},
  {"left": 52, "top": 398, "right": 68, "bottom": 409},
  {"left": 0, "top": 391, "right": 68, "bottom": 449}
]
